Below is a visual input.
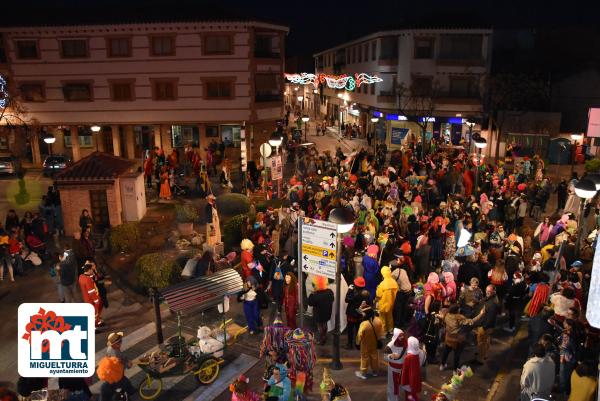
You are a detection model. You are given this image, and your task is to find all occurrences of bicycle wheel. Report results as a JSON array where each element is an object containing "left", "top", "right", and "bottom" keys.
[
  {"left": 138, "top": 374, "right": 162, "bottom": 400},
  {"left": 194, "top": 357, "right": 220, "bottom": 385}
]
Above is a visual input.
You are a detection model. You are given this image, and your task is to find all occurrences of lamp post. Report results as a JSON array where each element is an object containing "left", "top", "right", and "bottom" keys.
[
  {"left": 570, "top": 133, "right": 583, "bottom": 175},
  {"left": 574, "top": 178, "right": 597, "bottom": 258},
  {"left": 313, "top": 89, "right": 319, "bottom": 117},
  {"left": 268, "top": 132, "right": 283, "bottom": 198},
  {"left": 302, "top": 115, "right": 310, "bottom": 142},
  {"left": 465, "top": 120, "right": 476, "bottom": 152},
  {"left": 473, "top": 137, "right": 487, "bottom": 196},
  {"left": 371, "top": 117, "right": 379, "bottom": 147},
  {"left": 297, "top": 95, "right": 304, "bottom": 113},
  {"left": 43, "top": 133, "right": 56, "bottom": 156},
  {"left": 91, "top": 125, "right": 101, "bottom": 152},
  {"left": 337, "top": 93, "right": 344, "bottom": 137},
  {"left": 327, "top": 207, "right": 355, "bottom": 371}
]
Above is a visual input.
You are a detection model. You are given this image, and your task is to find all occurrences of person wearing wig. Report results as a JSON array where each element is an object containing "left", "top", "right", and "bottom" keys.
[
  {"left": 230, "top": 374, "right": 260, "bottom": 401},
  {"left": 240, "top": 239, "right": 255, "bottom": 280},
  {"left": 283, "top": 272, "right": 298, "bottom": 329},
  {"left": 384, "top": 328, "right": 408, "bottom": 401},
  {"left": 96, "top": 356, "right": 135, "bottom": 401},
  {"left": 400, "top": 336, "right": 426, "bottom": 401}
]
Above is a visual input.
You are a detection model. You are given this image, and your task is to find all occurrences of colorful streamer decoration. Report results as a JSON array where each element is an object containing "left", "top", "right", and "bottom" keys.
[
  {"left": 0, "top": 75, "right": 8, "bottom": 109},
  {"left": 284, "top": 72, "right": 382, "bottom": 92}
]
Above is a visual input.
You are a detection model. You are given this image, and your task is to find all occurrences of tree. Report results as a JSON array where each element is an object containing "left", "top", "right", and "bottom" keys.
[
  {"left": 486, "top": 73, "right": 550, "bottom": 159},
  {"left": 395, "top": 81, "right": 439, "bottom": 159}
]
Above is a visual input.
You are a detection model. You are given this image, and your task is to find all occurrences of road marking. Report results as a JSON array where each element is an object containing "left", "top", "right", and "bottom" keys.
[
  {"left": 183, "top": 353, "right": 258, "bottom": 401},
  {"left": 94, "top": 322, "right": 156, "bottom": 362}
]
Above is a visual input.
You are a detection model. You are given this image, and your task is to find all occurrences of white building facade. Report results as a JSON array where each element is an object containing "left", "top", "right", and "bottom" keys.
[
  {"left": 313, "top": 28, "right": 492, "bottom": 149},
  {"left": 0, "top": 20, "right": 288, "bottom": 164}
]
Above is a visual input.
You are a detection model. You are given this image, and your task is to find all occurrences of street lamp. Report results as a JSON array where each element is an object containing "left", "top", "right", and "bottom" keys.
[
  {"left": 570, "top": 133, "right": 583, "bottom": 175},
  {"left": 574, "top": 178, "right": 597, "bottom": 258},
  {"left": 465, "top": 120, "right": 476, "bottom": 151},
  {"left": 43, "top": 133, "right": 56, "bottom": 156},
  {"left": 473, "top": 137, "right": 487, "bottom": 196},
  {"left": 328, "top": 207, "right": 355, "bottom": 371},
  {"left": 371, "top": 117, "right": 379, "bottom": 123},
  {"left": 302, "top": 115, "right": 310, "bottom": 142},
  {"left": 91, "top": 125, "right": 101, "bottom": 152}
]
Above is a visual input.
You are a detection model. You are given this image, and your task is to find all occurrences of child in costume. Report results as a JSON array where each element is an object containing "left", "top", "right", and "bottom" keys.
[
  {"left": 266, "top": 363, "right": 292, "bottom": 401},
  {"left": 230, "top": 374, "right": 261, "bottom": 401}
]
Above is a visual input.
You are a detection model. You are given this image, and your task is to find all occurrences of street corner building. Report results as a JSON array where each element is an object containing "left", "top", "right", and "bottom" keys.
[{"left": 0, "top": 10, "right": 289, "bottom": 164}]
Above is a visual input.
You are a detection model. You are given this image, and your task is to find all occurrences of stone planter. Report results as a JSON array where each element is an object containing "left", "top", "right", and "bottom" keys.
[{"left": 177, "top": 222, "right": 194, "bottom": 236}]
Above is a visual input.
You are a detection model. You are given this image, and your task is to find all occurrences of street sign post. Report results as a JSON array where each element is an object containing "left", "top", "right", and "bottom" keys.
[{"left": 298, "top": 217, "right": 338, "bottom": 328}]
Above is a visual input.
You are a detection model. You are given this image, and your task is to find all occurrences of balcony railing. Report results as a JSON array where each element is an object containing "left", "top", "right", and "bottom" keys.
[
  {"left": 255, "top": 93, "right": 283, "bottom": 102},
  {"left": 254, "top": 50, "right": 281, "bottom": 59},
  {"left": 436, "top": 57, "right": 485, "bottom": 67}
]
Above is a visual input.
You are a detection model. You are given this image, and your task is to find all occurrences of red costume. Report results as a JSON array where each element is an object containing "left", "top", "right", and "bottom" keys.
[
  {"left": 462, "top": 170, "right": 474, "bottom": 197},
  {"left": 283, "top": 283, "right": 298, "bottom": 329},
  {"left": 79, "top": 272, "right": 103, "bottom": 326},
  {"left": 400, "top": 337, "right": 423, "bottom": 401},
  {"left": 240, "top": 249, "right": 254, "bottom": 280},
  {"left": 526, "top": 282, "right": 550, "bottom": 317}
]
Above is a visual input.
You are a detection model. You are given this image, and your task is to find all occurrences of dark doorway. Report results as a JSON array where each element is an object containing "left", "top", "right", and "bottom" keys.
[
  {"left": 89, "top": 190, "right": 110, "bottom": 229},
  {"left": 103, "top": 127, "right": 114, "bottom": 154}
]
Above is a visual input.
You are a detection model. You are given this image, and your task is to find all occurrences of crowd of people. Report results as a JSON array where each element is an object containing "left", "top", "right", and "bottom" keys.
[{"left": 226, "top": 134, "right": 599, "bottom": 401}]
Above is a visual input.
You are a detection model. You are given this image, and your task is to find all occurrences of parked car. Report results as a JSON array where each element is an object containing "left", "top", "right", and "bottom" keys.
[
  {"left": 43, "top": 155, "right": 71, "bottom": 176},
  {"left": 0, "top": 154, "right": 23, "bottom": 176}
]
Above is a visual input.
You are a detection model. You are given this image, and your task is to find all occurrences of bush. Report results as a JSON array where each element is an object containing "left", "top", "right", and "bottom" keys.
[
  {"left": 136, "top": 253, "right": 182, "bottom": 290},
  {"left": 222, "top": 213, "right": 249, "bottom": 252},
  {"left": 216, "top": 193, "right": 250, "bottom": 217},
  {"left": 110, "top": 222, "right": 140, "bottom": 253},
  {"left": 175, "top": 204, "right": 199, "bottom": 223},
  {"left": 585, "top": 158, "right": 600, "bottom": 173}
]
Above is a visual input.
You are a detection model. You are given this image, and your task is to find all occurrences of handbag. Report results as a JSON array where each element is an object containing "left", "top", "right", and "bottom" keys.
[{"left": 369, "top": 320, "right": 383, "bottom": 349}]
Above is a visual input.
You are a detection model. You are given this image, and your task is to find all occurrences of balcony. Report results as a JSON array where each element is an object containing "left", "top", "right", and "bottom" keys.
[
  {"left": 377, "top": 91, "right": 396, "bottom": 103},
  {"left": 255, "top": 93, "right": 283, "bottom": 103},
  {"left": 436, "top": 57, "right": 486, "bottom": 67},
  {"left": 378, "top": 58, "right": 398, "bottom": 66},
  {"left": 254, "top": 50, "right": 281, "bottom": 59}
]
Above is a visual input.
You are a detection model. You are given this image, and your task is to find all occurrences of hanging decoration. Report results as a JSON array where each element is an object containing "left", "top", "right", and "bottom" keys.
[
  {"left": 0, "top": 75, "right": 8, "bottom": 109},
  {"left": 284, "top": 72, "right": 382, "bottom": 92}
]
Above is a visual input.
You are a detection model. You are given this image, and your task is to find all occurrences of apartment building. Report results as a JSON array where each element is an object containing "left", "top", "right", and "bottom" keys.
[
  {"left": 0, "top": 18, "right": 288, "bottom": 164},
  {"left": 313, "top": 27, "right": 492, "bottom": 149}
]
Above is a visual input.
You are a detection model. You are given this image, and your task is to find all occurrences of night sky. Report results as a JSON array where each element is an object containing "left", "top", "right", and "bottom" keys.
[{"left": 2, "top": 0, "right": 598, "bottom": 57}]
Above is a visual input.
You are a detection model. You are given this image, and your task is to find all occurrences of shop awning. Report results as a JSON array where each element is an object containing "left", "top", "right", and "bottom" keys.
[{"left": 160, "top": 268, "right": 243, "bottom": 314}]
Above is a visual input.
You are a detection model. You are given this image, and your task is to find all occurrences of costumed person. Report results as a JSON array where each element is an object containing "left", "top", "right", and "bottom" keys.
[
  {"left": 259, "top": 312, "right": 290, "bottom": 359},
  {"left": 384, "top": 328, "right": 407, "bottom": 401},
  {"left": 79, "top": 261, "right": 103, "bottom": 327},
  {"left": 159, "top": 166, "right": 172, "bottom": 200},
  {"left": 356, "top": 305, "right": 384, "bottom": 380},
  {"left": 96, "top": 356, "right": 135, "bottom": 401},
  {"left": 239, "top": 276, "right": 261, "bottom": 334},
  {"left": 205, "top": 194, "right": 221, "bottom": 247},
  {"left": 262, "top": 348, "right": 288, "bottom": 396},
  {"left": 106, "top": 332, "right": 132, "bottom": 369},
  {"left": 376, "top": 266, "right": 399, "bottom": 336},
  {"left": 345, "top": 277, "right": 370, "bottom": 349},
  {"left": 320, "top": 368, "right": 351, "bottom": 401},
  {"left": 363, "top": 244, "right": 380, "bottom": 301},
  {"left": 283, "top": 272, "right": 298, "bottom": 329},
  {"left": 307, "top": 275, "right": 334, "bottom": 345},
  {"left": 400, "top": 337, "right": 426, "bottom": 401},
  {"left": 285, "top": 328, "right": 317, "bottom": 392},
  {"left": 266, "top": 364, "right": 292, "bottom": 401},
  {"left": 230, "top": 375, "right": 261, "bottom": 401},
  {"left": 240, "top": 239, "right": 255, "bottom": 279},
  {"left": 525, "top": 273, "right": 550, "bottom": 318}
]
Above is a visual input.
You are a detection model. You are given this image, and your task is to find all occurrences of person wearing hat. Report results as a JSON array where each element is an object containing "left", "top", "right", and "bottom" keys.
[
  {"left": 78, "top": 262, "right": 103, "bottom": 327},
  {"left": 355, "top": 304, "right": 384, "bottom": 380},
  {"left": 362, "top": 244, "right": 380, "bottom": 302},
  {"left": 504, "top": 272, "right": 528, "bottom": 333},
  {"left": 384, "top": 328, "right": 407, "bottom": 401},
  {"left": 391, "top": 250, "right": 413, "bottom": 328},
  {"left": 229, "top": 374, "right": 260, "bottom": 401},
  {"left": 345, "top": 276, "right": 370, "bottom": 349},
  {"left": 106, "top": 332, "right": 132, "bottom": 369},
  {"left": 205, "top": 194, "right": 221, "bottom": 247},
  {"left": 376, "top": 266, "right": 399, "bottom": 336}
]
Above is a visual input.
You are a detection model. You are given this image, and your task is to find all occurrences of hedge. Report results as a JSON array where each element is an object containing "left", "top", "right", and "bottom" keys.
[
  {"left": 109, "top": 222, "right": 140, "bottom": 253},
  {"left": 175, "top": 204, "right": 199, "bottom": 223},
  {"left": 222, "top": 213, "right": 250, "bottom": 252},
  {"left": 135, "top": 253, "right": 182, "bottom": 290}
]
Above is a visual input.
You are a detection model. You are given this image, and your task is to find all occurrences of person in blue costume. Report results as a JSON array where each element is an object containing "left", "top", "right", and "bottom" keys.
[{"left": 362, "top": 244, "right": 380, "bottom": 301}]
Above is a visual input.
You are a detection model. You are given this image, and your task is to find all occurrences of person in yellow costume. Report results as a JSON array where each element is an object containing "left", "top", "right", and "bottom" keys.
[
  {"left": 355, "top": 305, "right": 384, "bottom": 380},
  {"left": 376, "top": 266, "right": 399, "bottom": 336}
]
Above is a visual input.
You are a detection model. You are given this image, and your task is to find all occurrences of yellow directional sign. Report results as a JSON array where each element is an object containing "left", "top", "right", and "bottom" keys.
[{"left": 300, "top": 219, "right": 338, "bottom": 279}]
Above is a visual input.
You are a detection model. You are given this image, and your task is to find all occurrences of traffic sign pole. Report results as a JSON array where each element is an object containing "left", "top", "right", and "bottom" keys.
[
  {"left": 298, "top": 218, "right": 304, "bottom": 329},
  {"left": 331, "top": 233, "right": 343, "bottom": 370}
]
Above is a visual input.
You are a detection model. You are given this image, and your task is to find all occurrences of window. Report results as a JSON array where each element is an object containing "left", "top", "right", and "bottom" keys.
[
  {"left": 414, "top": 38, "right": 434, "bottom": 59},
  {"left": 110, "top": 81, "right": 134, "bottom": 101},
  {"left": 15, "top": 40, "right": 39, "bottom": 59},
  {"left": 152, "top": 80, "right": 177, "bottom": 100},
  {"left": 19, "top": 83, "right": 45, "bottom": 102},
  {"left": 151, "top": 36, "right": 174, "bottom": 56},
  {"left": 64, "top": 127, "right": 93, "bottom": 148},
  {"left": 171, "top": 125, "right": 199, "bottom": 148},
  {"left": 370, "top": 84, "right": 375, "bottom": 95},
  {"left": 345, "top": 49, "right": 349, "bottom": 64},
  {"left": 0, "top": 136, "right": 8, "bottom": 150},
  {"left": 371, "top": 42, "right": 376, "bottom": 61},
  {"left": 205, "top": 81, "right": 233, "bottom": 99},
  {"left": 108, "top": 37, "right": 131, "bottom": 57},
  {"left": 255, "top": 73, "right": 281, "bottom": 102},
  {"left": 380, "top": 36, "right": 398, "bottom": 59},
  {"left": 0, "top": 34, "right": 6, "bottom": 63},
  {"left": 60, "top": 39, "right": 87, "bottom": 58},
  {"left": 411, "top": 76, "right": 433, "bottom": 97},
  {"left": 363, "top": 44, "right": 368, "bottom": 62},
  {"left": 63, "top": 82, "right": 92, "bottom": 101},
  {"left": 439, "top": 35, "right": 482, "bottom": 60},
  {"left": 206, "top": 125, "right": 219, "bottom": 137},
  {"left": 220, "top": 125, "right": 241, "bottom": 147},
  {"left": 255, "top": 35, "right": 279, "bottom": 58},
  {"left": 449, "top": 77, "right": 479, "bottom": 98},
  {"left": 358, "top": 45, "right": 362, "bottom": 63},
  {"left": 204, "top": 34, "right": 232, "bottom": 55}
]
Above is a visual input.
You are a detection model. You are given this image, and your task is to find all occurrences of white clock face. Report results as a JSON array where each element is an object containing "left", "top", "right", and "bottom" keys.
[{"left": 0, "top": 75, "right": 8, "bottom": 109}]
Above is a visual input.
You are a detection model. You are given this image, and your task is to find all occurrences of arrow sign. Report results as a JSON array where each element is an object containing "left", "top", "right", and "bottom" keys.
[
  {"left": 330, "top": 242, "right": 335, "bottom": 248},
  {"left": 300, "top": 219, "right": 338, "bottom": 279},
  {"left": 330, "top": 232, "right": 336, "bottom": 238},
  {"left": 303, "top": 255, "right": 308, "bottom": 261}
]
